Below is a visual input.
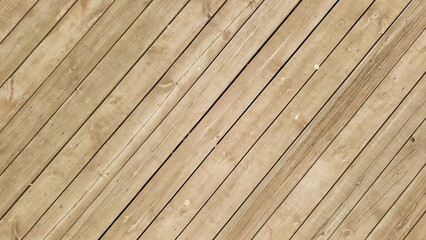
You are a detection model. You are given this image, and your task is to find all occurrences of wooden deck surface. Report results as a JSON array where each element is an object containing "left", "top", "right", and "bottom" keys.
[{"left": 0, "top": 0, "right": 425, "bottom": 239}]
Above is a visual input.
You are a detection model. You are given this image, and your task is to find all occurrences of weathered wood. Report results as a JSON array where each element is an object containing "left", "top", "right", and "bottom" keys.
[
  {"left": 0, "top": 0, "right": 155, "bottom": 173},
  {"left": 405, "top": 213, "right": 426, "bottom": 240},
  {"left": 0, "top": 0, "right": 186, "bottom": 224},
  {"left": 178, "top": 0, "right": 415, "bottom": 238},
  {"left": 0, "top": 0, "right": 76, "bottom": 86},
  {"left": 329, "top": 122, "right": 426, "bottom": 239},
  {"left": 109, "top": 0, "right": 339, "bottom": 236},
  {"left": 2, "top": 0, "right": 246, "bottom": 238},
  {"left": 60, "top": 0, "right": 306, "bottom": 238},
  {"left": 0, "top": 0, "right": 114, "bottom": 130},
  {"left": 0, "top": 0, "right": 38, "bottom": 42},
  {"left": 367, "top": 167, "right": 425, "bottom": 239},
  {"left": 292, "top": 78, "right": 426, "bottom": 239},
  {"left": 24, "top": 0, "right": 264, "bottom": 239},
  {"left": 252, "top": 6, "right": 426, "bottom": 238},
  {"left": 0, "top": 0, "right": 423, "bottom": 238},
  {"left": 139, "top": 0, "right": 377, "bottom": 238}
]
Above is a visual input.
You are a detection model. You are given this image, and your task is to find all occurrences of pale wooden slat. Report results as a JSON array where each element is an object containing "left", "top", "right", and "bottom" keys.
[
  {"left": 177, "top": 0, "right": 415, "bottom": 238},
  {"left": 25, "top": 0, "right": 264, "bottom": 239},
  {"left": 109, "top": 0, "right": 339, "bottom": 236},
  {"left": 0, "top": 0, "right": 423, "bottom": 238},
  {"left": 405, "top": 213, "right": 426, "bottom": 240},
  {"left": 138, "top": 0, "right": 379, "bottom": 238},
  {"left": 0, "top": 0, "right": 38, "bottom": 42},
  {"left": 0, "top": 0, "right": 115, "bottom": 130},
  {"left": 328, "top": 122, "right": 426, "bottom": 239},
  {"left": 0, "top": 0, "right": 76, "bottom": 86},
  {"left": 59, "top": 0, "right": 304, "bottom": 238},
  {"left": 292, "top": 84, "right": 426, "bottom": 239},
  {"left": 0, "top": 0, "right": 154, "bottom": 173},
  {"left": 367, "top": 167, "right": 425, "bottom": 239},
  {"left": 0, "top": 0, "right": 187, "bottom": 222},
  {"left": 0, "top": 0, "right": 232, "bottom": 238},
  {"left": 256, "top": 25, "right": 426, "bottom": 239}
]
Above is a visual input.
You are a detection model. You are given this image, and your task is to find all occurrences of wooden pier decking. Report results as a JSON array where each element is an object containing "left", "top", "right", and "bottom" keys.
[{"left": 0, "top": 0, "right": 425, "bottom": 239}]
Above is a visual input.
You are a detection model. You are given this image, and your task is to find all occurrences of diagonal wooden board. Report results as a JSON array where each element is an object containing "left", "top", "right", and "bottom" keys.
[
  {"left": 0, "top": 0, "right": 157, "bottom": 173},
  {"left": 329, "top": 121, "right": 426, "bottom": 239},
  {"left": 0, "top": 0, "right": 38, "bottom": 43},
  {"left": 177, "top": 0, "right": 420, "bottom": 238},
  {"left": 60, "top": 0, "right": 308, "bottom": 238},
  {"left": 0, "top": 0, "right": 77, "bottom": 86},
  {"left": 0, "top": 0, "right": 423, "bottom": 238},
  {"left": 253, "top": 28, "right": 426, "bottom": 239},
  {"left": 367, "top": 165, "right": 425, "bottom": 239},
  {"left": 5, "top": 0, "right": 264, "bottom": 238},
  {"left": 292, "top": 77, "right": 426, "bottom": 239},
  {"left": 0, "top": 0, "right": 115, "bottom": 130}
]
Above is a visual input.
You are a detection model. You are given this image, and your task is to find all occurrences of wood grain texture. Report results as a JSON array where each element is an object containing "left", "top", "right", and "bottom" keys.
[
  {"left": 0, "top": 0, "right": 76, "bottom": 86},
  {"left": 0, "top": 0, "right": 424, "bottom": 239},
  {"left": 61, "top": 0, "right": 304, "bottom": 238},
  {"left": 140, "top": 0, "right": 371, "bottom": 238},
  {"left": 179, "top": 0, "right": 416, "bottom": 238},
  {"left": 0, "top": 0, "right": 181, "bottom": 228},
  {"left": 0, "top": 0, "right": 38, "bottom": 42},
  {"left": 24, "top": 0, "right": 262, "bottom": 239},
  {"left": 0, "top": 0, "right": 154, "bottom": 174},
  {"left": 405, "top": 213, "right": 426, "bottom": 240},
  {"left": 367, "top": 166, "right": 425, "bottom": 239},
  {"left": 0, "top": 0, "right": 114, "bottom": 130},
  {"left": 329, "top": 121, "right": 426, "bottom": 239},
  {"left": 0, "top": 0, "right": 230, "bottom": 238},
  {"left": 292, "top": 77, "right": 426, "bottom": 240},
  {"left": 253, "top": 39, "right": 426, "bottom": 240}
]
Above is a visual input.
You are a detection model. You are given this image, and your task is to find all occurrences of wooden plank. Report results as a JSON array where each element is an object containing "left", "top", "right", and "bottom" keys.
[
  {"left": 24, "top": 0, "right": 264, "bottom": 239},
  {"left": 108, "top": 0, "right": 342, "bottom": 237},
  {"left": 59, "top": 0, "right": 306, "bottom": 238},
  {"left": 0, "top": 0, "right": 187, "bottom": 222},
  {"left": 0, "top": 0, "right": 423, "bottom": 238},
  {"left": 256, "top": 26, "right": 426, "bottom": 239},
  {"left": 0, "top": 0, "right": 115, "bottom": 130},
  {"left": 1, "top": 0, "right": 241, "bottom": 238},
  {"left": 0, "top": 0, "right": 76, "bottom": 86},
  {"left": 253, "top": 20, "right": 426, "bottom": 239},
  {"left": 138, "top": 0, "right": 377, "bottom": 238},
  {"left": 178, "top": 0, "right": 417, "bottom": 239},
  {"left": 405, "top": 213, "right": 426, "bottom": 240},
  {"left": 292, "top": 83, "right": 426, "bottom": 239},
  {"left": 328, "top": 122, "right": 426, "bottom": 239},
  {"left": 367, "top": 167, "right": 425, "bottom": 239},
  {"left": 0, "top": 0, "right": 38, "bottom": 42},
  {"left": 0, "top": 0, "right": 155, "bottom": 173}
]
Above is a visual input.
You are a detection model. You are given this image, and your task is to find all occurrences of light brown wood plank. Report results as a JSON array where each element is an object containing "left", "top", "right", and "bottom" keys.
[
  {"left": 0, "top": 0, "right": 154, "bottom": 174},
  {"left": 0, "top": 0, "right": 187, "bottom": 228},
  {"left": 24, "top": 0, "right": 264, "bottom": 239},
  {"left": 328, "top": 121, "right": 426, "bottom": 239},
  {"left": 251, "top": 6, "right": 425, "bottom": 238},
  {"left": 137, "top": 0, "right": 378, "bottom": 238},
  {"left": 0, "top": 0, "right": 38, "bottom": 42},
  {"left": 0, "top": 0, "right": 423, "bottom": 238},
  {"left": 59, "top": 0, "right": 305, "bottom": 238},
  {"left": 108, "top": 0, "right": 340, "bottom": 236},
  {"left": 367, "top": 167, "right": 425, "bottom": 239},
  {"left": 0, "top": 0, "right": 238, "bottom": 238},
  {"left": 405, "top": 213, "right": 426, "bottom": 240},
  {"left": 0, "top": 0, "right": 115, "bottom": 130},
  {"left": 0, "top": 0, "right": 76, "bottom": 86},
  {"left": 292, "top": 81, "right": 426, "bottom": 239},
  {"left": 177, "top": 0, "right": 416, "bottom": 238}
]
